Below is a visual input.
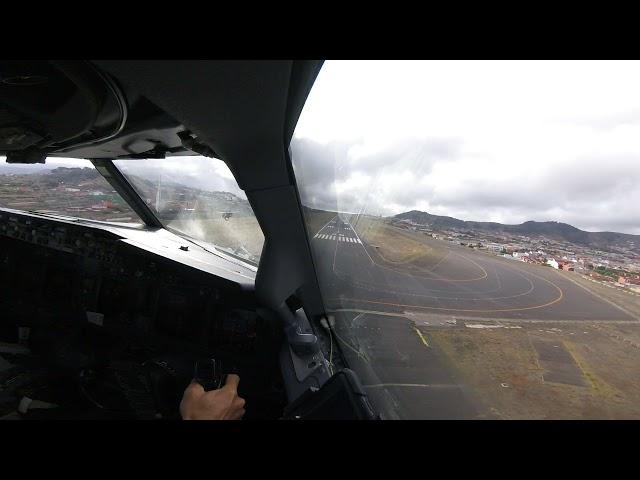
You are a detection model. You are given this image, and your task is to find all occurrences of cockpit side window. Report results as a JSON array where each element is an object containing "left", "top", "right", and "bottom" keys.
[{"left": 0, "top": 157, "right": 142, "bottom": 224}]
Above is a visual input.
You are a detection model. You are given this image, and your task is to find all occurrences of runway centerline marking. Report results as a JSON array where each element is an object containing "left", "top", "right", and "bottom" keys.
[
  {"left": 313, "top": 215, "right": 339, "bottom": 237},
  {"left": 341, "top": 216, "right": 375, "bottom": 265}
]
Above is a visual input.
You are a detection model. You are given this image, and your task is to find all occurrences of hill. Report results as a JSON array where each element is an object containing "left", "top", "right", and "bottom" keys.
[{"left": 393, "top": 210, "right": 640, "bottom": 254}]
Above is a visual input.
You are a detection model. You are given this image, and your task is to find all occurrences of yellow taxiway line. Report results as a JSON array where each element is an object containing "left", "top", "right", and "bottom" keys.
[{"left": 413, "top": 326, "right": 430, "bottom": 347}]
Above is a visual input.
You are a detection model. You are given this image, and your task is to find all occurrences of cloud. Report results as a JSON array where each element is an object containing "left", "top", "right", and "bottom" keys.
[
  {"left": 570, "top": 108, "right": 640, "bottom": 131},
  {"left": 290, "top": 136, "right": 462, "bottom": 215},
  {"left": 288, "top": 60, "right": 640, "bottom": 235},
  {"left": 290, "top": 137, "right": 640, "bottom": 235}
]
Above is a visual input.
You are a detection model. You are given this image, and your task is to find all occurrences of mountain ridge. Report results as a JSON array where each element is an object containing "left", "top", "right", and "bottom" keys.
[{"left": 393, "top": 210, "right": 639, "bottom": 254}]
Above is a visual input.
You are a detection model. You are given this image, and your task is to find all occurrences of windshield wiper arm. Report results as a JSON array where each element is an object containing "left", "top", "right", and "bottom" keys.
[
  {"left": 167, "top": 228, "right": 258, "bottom": 272},
  {"left": 25, "top": 210, "right": 81, "bottom": 221}
]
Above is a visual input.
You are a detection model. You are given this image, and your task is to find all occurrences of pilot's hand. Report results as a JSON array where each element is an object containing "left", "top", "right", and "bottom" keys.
[{"left": 180, "top": 374, "right": 246, "bottom": 420}]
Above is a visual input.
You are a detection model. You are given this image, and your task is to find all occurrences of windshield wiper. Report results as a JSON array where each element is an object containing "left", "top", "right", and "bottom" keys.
[
  {"left": 22, "top": 210, "right": 141, "bottom": 230},
  {"left": 167, "top": 228, "right": 258, "bottom": 272},
  {"left": 25, "top": 210, "right": 82, "bottom": 221}
]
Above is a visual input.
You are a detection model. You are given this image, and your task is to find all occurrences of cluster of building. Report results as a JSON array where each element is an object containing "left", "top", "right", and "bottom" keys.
[
  {"left": 0, "top": 171, "right": 134, "bottom": 222},
  {"left": 391, "top": 218, "right": 640, "bottom": 293}
]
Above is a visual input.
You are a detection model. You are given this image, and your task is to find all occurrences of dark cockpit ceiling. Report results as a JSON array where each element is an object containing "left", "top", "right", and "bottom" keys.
[
  {"left": 90, "top": 61, "right": 319, "bottom": 187},
  {"left": 2, "top": 60, "right": 322, "bottom": 183}
]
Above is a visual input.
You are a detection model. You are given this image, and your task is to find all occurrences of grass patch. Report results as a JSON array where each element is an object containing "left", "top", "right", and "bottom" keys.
[{"left": 353, "top": 217, "right": 434, "bottom": 264}]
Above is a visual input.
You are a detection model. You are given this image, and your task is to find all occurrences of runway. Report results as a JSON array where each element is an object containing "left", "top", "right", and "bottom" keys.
[
  {"left": 309, "top": 214, "right": 638, "bottom": 419},
  {"left": 311, "top": 214, "right": 636, "bottom": 322}
]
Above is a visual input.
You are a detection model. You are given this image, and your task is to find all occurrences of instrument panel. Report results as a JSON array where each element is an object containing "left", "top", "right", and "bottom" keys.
[
  {"left": 0, "top": 209, "right": 262, "bottom": 356},
  {"left": 0, "top": 210, "right": 119, "bottom": 261}
]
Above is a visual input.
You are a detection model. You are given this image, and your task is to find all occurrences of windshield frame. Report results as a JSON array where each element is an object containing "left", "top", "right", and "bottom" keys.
[{"left": 90, "top": 158, "right": 164, "bottom": 228}]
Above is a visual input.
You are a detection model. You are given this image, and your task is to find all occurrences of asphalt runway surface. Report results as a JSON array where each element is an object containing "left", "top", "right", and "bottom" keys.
[{"left": 309, "top": 214, "right": 638, "bottom": 418}]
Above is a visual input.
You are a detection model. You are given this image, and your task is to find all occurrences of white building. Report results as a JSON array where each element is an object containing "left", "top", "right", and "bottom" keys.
[{"left": 546, "top": 258, "right": 559, "bottom": 269}]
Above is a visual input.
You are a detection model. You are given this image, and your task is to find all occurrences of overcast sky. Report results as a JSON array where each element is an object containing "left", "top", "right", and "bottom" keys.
[{"left": 291, "top": 60, "right": 640, "bottom": 235}]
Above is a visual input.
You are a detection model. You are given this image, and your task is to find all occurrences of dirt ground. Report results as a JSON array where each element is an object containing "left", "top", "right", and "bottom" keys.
[{"left": 425, "top": 321, "right": 640, "bottom": 419}]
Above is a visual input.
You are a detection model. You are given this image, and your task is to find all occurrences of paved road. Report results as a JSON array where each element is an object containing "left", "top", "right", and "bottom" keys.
[{"left": 309, "top": 214, "right": 637, "bottom": 418}]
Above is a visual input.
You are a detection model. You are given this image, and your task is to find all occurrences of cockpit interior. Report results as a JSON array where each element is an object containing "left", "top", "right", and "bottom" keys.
[{"left": 0, "top": 60, "right": 376, "bottom": 420}]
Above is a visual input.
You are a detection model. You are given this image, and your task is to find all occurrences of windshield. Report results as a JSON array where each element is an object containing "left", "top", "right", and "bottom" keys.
[
  {"left": 292, "top": 60, "right": 640, "bottom": 419},
  {"left": 0, "top": 157, "right": 142, "bottom": 224},
  {"left": 113, "top": 156, "right": 264, "bottom": 265}
]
